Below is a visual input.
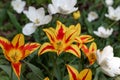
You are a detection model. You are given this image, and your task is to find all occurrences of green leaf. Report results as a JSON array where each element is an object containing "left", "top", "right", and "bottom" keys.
[
  {"left": 7, "top": 11, "right": 22, "bottom": 33},
  {"left": 0, "top": 65, "right": 11, "bottom": 77},
  {"left": 0, "top": 9, "right": 7, "bottom": 26},
  {"left": 53, "top": 63, "right": 62, "bottom": 80},
  {"left": 24, "top": 61, "right": 44, "bottom": 80}
]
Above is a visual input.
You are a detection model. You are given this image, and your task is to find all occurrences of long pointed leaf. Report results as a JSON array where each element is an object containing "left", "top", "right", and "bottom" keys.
[{"left": 7, "top": 11, "right": 22, "bottom": 33}]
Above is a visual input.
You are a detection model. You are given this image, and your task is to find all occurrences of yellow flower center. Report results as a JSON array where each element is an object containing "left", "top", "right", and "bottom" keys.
[
  {"left": 54, "top": 41, "right": 64, "bottom": 54},
  {"left": 35, "top": 19, "right": 40, "bottom": 24},
  {"left": 8, "top": 49, "right": 22, "bottom": 63}
]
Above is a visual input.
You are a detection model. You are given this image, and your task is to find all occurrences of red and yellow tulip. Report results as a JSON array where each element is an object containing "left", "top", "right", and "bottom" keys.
[
  {"left": 38, "top": 21, "right": 81, "bottom": 58},
  {"left": 75, "top": 35, "right": 94, "bottom": 48},
  {"left": 66, "top": 64, "right": 92, "bottom": 80},
  {"left": 81, "top": 42, "right": 97, "bottom": 65},
  {"left": 0, "top": 34, "right": 40, "bottom": 80}
]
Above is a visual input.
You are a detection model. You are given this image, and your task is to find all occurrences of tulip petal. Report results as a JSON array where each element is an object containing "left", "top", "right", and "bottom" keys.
[
  {"left": 89, "top": 42, "right": 97, "bottom": 52},
  {"left": 80, "top": 35, "right": 94, "bottom": 43},
  {"left": 11, "top": 62, "right": 21, "bottom": 80},
  {"left": 81, "top": 44, "right": 89, "bottom": 54},
  {"left": 65, "top": 23, "right": 80, "bottom": 44},
  {"left": 12, "top": 34, "right": 24, "bottom": 48},
  {"left": 38, "top": 43, "right": 55, "bottom": 56},
  {"left": 66, "top": 64, "right": 79, "bottom": 80},
  {"left": 78, "top": 69, "right": 92, "bottom": 80},
  {"left": 0, "top": 36, "right": 11, "bottom": 52},
  {"left": 23, "top": 43, "right": 40, "bottom": 58},
  {"left": 56, "top": 21, "right": 66, "bottom": 40},
  {"left": 65, "top": 45, "right": 81, "bottom": 58},
  {"left": 43, "top": 28, "right": 56, "bottom": 43}
]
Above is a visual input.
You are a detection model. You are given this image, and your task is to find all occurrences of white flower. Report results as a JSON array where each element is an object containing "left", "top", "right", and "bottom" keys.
[
  {"left": 23, "top": 6, "right": 52, "bottom": 26},
  {"left": 22, "top": 23, "right": 37, "bottom": 36},
  {"left": 101, "top": 57, "right": 120, "bottom": 77},
  {"left": 48, "top": 0, "right": 78, "bottom": 15},
  {"left": 23, "top": 6, "right": 52, "bottom": 36},
  {"left": 11, "top": 0, "right": 26, "bottom": 14},
  {"left": 105, "top": 6, "right": 120, "bottom": 21},
  {"left": 87, "top": 11, "right": 98, "bottom": 22},
  {"left": 96, "top": 45, "right": 120, "bottom": 77},
  {"left": 105, "top": 0, "right": 113, "bottom": 6},
  {"left": 96, "top": 45, "right": 113, "bottom": 65},
  {"left": 93, "top": 26, "right": 113, "bottom": 38}
]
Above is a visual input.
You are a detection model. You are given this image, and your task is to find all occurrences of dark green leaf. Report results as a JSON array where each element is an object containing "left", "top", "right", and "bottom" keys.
[{"left": 7, "top": 11, "right": 22, "bottom": 33}]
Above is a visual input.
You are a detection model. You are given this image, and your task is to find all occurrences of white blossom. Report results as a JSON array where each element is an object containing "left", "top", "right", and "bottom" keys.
[
  {"left": 93, "top": 26, "right": 113, "bottom": 38},
  {"left": 22, "top": 6, "right": 52, "bottom": 36},
  {"left": 48, "top": 0, "right": 78, "bottom": 15},
  {"left": 105, "top": 6, "right": 120, "bottom": 21},
  {"left": 87, "top": 11, "right": 98, "bottom": 22},
  {"left": 105, "top": 0, "right": 113, "bottom": 6},
  {"left": 96, "top": 45, "right": 120, "bottom": 77},
  {"left": 11, "top": 0, "right": 26, "bottom": 14}
]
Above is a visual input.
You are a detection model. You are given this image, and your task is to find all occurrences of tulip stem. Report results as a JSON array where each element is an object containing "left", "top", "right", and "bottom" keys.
[{"left": 108, "top": 21, "right": 117, "bottom": 28}]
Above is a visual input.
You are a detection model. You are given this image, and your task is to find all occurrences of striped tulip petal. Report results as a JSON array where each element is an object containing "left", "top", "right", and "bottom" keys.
[
  {"left": 12, "top": 34, "right": 24, "bottom": 48},
  {"left": 78, "top": 69, "right": 92, "bottom": 80},
  {"left": 66, "top": 64, "right": 79, "bottom": 80},
  {"left": 43, "top": 28, "right": 56, "bottom": 43},
  {"left": 89, "top": 42, "right": 97, "bottom": 52},
  {"left": 65, "top": 23, "right": 80, "bottom": 44},
  {"left": 11, "top": 62, "right": 21, "bottom": 80},
  {"left": 81, "top": 44, "right": 89, "bottom": 54},
  {"left": 80, "top": 35, "right": 94, "bottom": 43},
  {"left": 81, "top": 42, "right": 97, "bottom": 65},
  {"left": 38, "top": 43, "right": 55, "bottom": 55},
  {"left": 65, "top": 45, "right": 81, "bottom": 58},
  {"left": 0, "top": 36, "right": 11, "bottom": 53},
  {"left": 88, "top": 42, "right": 97, "bottom": 65},
  {"left": 23, "top": 43, "right": 40, "bottom": 58},
  {"left": 56, "top": 21, "right": 66, "bottom": 40}
]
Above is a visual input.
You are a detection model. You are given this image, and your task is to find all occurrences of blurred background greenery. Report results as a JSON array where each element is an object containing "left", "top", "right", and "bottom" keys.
[{"left": 0, "top": 0, "right": 120, "bottom": 80}]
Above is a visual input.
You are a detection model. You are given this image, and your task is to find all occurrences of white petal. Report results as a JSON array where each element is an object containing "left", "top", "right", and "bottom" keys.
[
  {"left": 101, "top": 57, "right": 120, "bottom": 77},
  {"left": 22, "top": 23, "right": 37, "bottom": 36},
  {"left": 105, "top": 0, "right": 113, "bottom": 6},
  {"left": 37, "top": 7, "right": 45, "bottom": 19},
  {"left": 11, "top": 0, "right": 26, "bottom": 14},
  {"left": 23, "top": 6, "right": 37, "bottom": 22},
  {"left": 52, "top": 0, "right": 60, "bottom": 7},
  {"left": 48, "top": 4, "right": 58, "bottom": 15},
  {"left": 96, "top": 45, "right": 113, "bottom": 65},
  {"left": 42, "top": 15, "right": 52, "bottom": 24},
  {"left": 93, "top": 31, "right": 100, "bottom": 37}
]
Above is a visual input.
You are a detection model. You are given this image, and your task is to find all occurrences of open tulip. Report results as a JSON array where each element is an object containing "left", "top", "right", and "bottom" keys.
[
  {"left": 66, "top": 64, "right": 92, "bottom": 80},
  {"left": 81, "top": 42, "right": 97, "bottom": 65},
  {"left": 38, "top": 21, "right": 81, "bottom": 57},
  {"left": 0, "top": 34, "right": 40, "bottom": 80}
]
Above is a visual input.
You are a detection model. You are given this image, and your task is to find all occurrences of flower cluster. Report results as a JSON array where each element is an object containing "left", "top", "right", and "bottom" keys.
[{"left": 0, "top": 0, "right": 120, "bottom": 80}]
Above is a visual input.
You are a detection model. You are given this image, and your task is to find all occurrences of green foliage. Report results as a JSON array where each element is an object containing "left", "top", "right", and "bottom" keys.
[{"left": 0, "top": 0, "right": 120, "bottom": 80}]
